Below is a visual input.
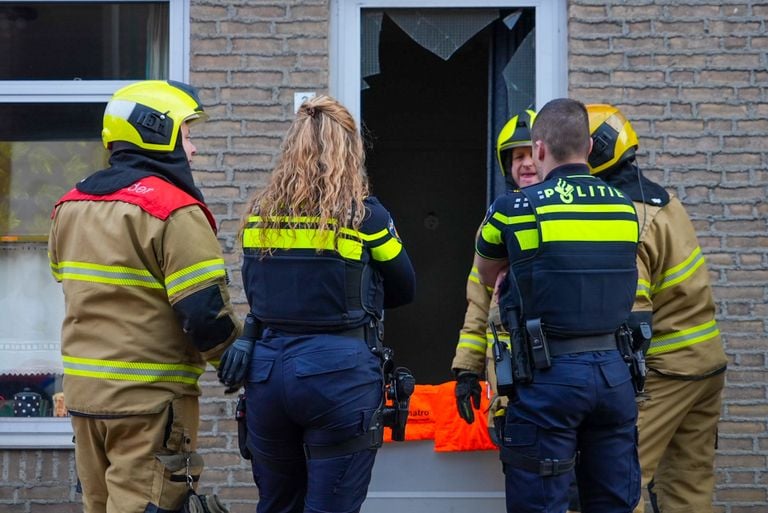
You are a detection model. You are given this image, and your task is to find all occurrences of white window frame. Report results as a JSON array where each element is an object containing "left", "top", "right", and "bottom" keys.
[
  {"left": 329, "top": 0, "right": 568, "bottom": 123},
  {"left": 0, "top": 0, "right": 189, "bottom": 449}
]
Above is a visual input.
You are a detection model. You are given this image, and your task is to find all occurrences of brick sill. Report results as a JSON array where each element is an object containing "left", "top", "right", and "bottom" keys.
[{"left": 0, "top": 418, "right": 74, "bottom": 449}]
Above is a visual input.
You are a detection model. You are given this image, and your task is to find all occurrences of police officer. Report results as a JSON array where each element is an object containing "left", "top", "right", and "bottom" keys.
[
  {"left": 452, "top": 109, "right": 537, "bottom": 435},
  {"left": 49, "top": 80, "right": 241, "bottom": 513},
  {"left": 218, "top": 95, "right": 415, "bottom": 513},
  {"left": 474, "top": 98, "right": 641, "bottom": 513},
  {"left": 586, "top": 104, "right": 727, "bottom": 513}
]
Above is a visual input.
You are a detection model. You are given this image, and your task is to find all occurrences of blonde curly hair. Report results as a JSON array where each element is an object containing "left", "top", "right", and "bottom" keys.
[{"left": 242, "top": 95, "right": 369, "bottom": 252}]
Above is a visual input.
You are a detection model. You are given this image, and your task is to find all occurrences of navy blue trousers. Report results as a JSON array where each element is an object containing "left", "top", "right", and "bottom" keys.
[
  {"left": 245, "top": 331, "right": 383, "bottom": 513},
  {"left": 500, "top": 350, "right": 640, "bottom": 513}
]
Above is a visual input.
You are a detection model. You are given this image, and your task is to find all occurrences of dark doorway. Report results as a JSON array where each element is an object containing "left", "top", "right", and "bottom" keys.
[{"left": 362, "top": 14, "right": 489, "bottom": 384}]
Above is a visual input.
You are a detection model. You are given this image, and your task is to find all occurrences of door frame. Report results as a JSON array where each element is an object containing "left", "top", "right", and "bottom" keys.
[{"left": 329, "top": 0, "right": 568, "bottom": 123}]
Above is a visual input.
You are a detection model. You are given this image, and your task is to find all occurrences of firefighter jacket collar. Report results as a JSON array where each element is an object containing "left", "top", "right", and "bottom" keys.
[
  {"left": 76, "top": 138, "right": 204, "bottom": 203},
  {"left": 599, "top": 160, "right": 670, "bottom": 207}
]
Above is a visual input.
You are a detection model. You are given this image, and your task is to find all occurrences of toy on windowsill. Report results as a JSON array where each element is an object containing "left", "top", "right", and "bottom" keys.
[{"left": 53, "top": 392, "right": 68, "bottom": 417}]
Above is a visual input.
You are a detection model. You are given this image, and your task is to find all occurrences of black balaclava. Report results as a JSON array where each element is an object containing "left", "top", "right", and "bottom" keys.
[
  {"left": 76, "top": 131, "right": 204, "bottom": 203},
  {"left": 599, "top": 158, "right": 669, "bottom": 208}
]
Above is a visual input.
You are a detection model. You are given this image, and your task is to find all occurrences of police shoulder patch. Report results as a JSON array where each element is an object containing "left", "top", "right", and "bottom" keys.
[{"left": 387, "top": 218, "right": 401, "bottom": 242}]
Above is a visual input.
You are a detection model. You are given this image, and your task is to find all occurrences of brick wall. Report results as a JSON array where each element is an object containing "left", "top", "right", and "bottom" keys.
[
  {"left": 569, "top": 1, "right": 768, "bottom": 511},
  {"left": 2, "top": 1, "right": 766, "bottom": 511}
]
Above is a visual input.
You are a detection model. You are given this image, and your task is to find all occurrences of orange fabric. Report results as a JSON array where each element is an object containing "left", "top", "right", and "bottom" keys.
[
  {"left": 383, "top": 381, "right": 497, "bottom": 452},
  {"left": 433, "top": 381, "right": 497, "bottom": 452},
  {"left": 383, "top": 384, "right": 438, "bottom": 442}
]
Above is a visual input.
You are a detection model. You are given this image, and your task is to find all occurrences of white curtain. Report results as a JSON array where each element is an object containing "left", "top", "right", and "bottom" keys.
[{"left": 0, "top": 246, "right": 65, "bottom": 375}]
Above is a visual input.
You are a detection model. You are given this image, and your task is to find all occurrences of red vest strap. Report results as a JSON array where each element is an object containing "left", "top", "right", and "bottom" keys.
[{"left": 54, "top": 176, "right": 217, "bottom": 232}]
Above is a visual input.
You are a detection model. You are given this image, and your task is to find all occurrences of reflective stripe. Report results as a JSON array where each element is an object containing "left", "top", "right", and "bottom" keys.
[
  {"left": 647, "top": 319, "right": 720, "bottom": 355},
  {"left": 486, "top": 332, "right": 510, "bottom": 346},
  {"left": 62, "top": 355, "right": 204, "bottom": 385},
  {"left": 481, "top": 222, "right": 503, "bottom": 245},
  {"left": 369, "top": 237, "right": 402, "bottom": 262},
  {"left": 468, "top": 267, "right": 494, "bottom": 292},
  {"left": 49, "top": 261, "right": 163, "bottom": 289},
  {"left": 491, "top": 212, "right": 537, "bottom": 225},
  {"left": 536, "top": 204, "right": 636, "bottom": 215},
  {"left": 514, "top": 229, "right": 539, "bottom": 250},
  {"left": 482, "top": 212, "right": 536, "bottom": 246},
  {"left": 539, "top": 219, "right": 638, "bottom": 243},
  {"left": 359, "top": 227, "right": 403, "bottom": 262},
  {"left": 652, "top": 246, "right": 704, "bottom": 294},
  {"left": 243, "top": 216, "right": 404, "bottom": 261},
  {"left": 243, "top": 227, "right": 364, "bottom": 260},
  {"left": 458, "top": 333, "right": 486, "bottom": 354},
  {"left": 165, "top": 258, "right": 226, "bottom": 296},
  {"left": 636, "top": 279, "right": 651, "bottom": 300}
]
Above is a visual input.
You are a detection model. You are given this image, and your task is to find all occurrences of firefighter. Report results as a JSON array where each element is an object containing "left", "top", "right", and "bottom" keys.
[
  {"left": 586, "top": 103, "right": 727, "bottom": 513},
  {"left": 48, "top": 80, "right": 241, "bottom": 513},
  {"left": 474, "top": 98, "right": 641, "bottom": 513},
  {"left": 217, "top": 95, "right": 415, "bottom": 513},
  {"left": 452, "top": 109, "right": 537, "bottom": 437}
]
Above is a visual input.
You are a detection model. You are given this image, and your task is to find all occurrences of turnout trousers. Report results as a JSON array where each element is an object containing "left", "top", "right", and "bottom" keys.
[
  {"left": 500, "top": 350, "right": 640, "bottom": 513},
  {"left": 71, "top": 395, "right": 201, "bottom": 513},
  {"left": 245, "top": 331, "right": 383, "bottom": 513},
  {"left": 633, "top": 370, "right": 725, "bottom": 513}
]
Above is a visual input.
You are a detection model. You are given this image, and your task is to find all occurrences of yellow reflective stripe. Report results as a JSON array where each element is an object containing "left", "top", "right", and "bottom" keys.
[
  {"left": 49, "top": 261, "right": 163, "bottom": 288},
  {"left": 468, "top": 269, "right": 495, "bottom": 292},
  {"left": 468, "top": 267, "right": 480, "bottom": 284},
  {"left": 356, "top": 227, "right": 388, "bottom": 242},
  {"left": 458, "top": 333, "right": 486, "bottom": 353},
  {"left": 244, "top": 217, "right": 398, "bottom": 261},
  {"left": 62, "top": 355, "right": 204, "bottom": 385},
  {"left": 536, "top": 204, "right": 636, "bottom": 215},
  {"left": 652, "top": 246, "right": 704, "bottom": 294},
  {"left": 165, "top": 258, "right": 226, "bottom": 296},
  {"left": 370, "top": 237, "right": 402, "bottom": 262},
  {"left": 647, "top": 319, "right": 720, "bottom": 355},
  {"left": 486, "top": 332, "right": 510, "bottom": 347},
  {"left": 491, "top": 212, "right": 537, "bottom": 225},
  {"left": 481, "top": 222, "right": 502, "bottom": 245},
  {"left": 243, "top": 227, "right": 364, "bottom": 260},
  {"left": 515, "top": 229, "right": 539, "bottom": 250},
  {"left": 636, "top": 279, "right": 651, "bottom": 300},
  {"left": 248, "top": 215, "right": 337, "bottom": 224},
  {"left": 540, "top": 219, "right": 638, "bottom": 243}
]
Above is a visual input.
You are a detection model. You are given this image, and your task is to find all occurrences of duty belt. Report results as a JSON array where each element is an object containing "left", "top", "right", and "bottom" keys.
[{"left": 547, "top": 333, "right": 617, "bottom": 357}]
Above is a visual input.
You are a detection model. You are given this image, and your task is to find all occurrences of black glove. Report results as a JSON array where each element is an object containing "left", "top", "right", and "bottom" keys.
[
  {"left": 218, "top": 338, "right": 254, "bottom": 389},
  {"left": 455, "top": 371, "right": 481, "bottom": 424}
]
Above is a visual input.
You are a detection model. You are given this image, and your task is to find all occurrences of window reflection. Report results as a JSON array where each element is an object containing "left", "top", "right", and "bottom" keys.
[
  {"left": 0, "top": 103, "right": 107, "bottom": 241},
  {"left": 0, "top": 2, "right": 169, "bottom": 80},
  {"left": 0, "top": 373, "right": 66, "bottom": 418}
]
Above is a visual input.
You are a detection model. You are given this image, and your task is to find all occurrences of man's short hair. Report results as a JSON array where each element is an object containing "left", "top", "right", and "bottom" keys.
[{"left": 531, "top": 98, "right": 591, "bottom": 162}]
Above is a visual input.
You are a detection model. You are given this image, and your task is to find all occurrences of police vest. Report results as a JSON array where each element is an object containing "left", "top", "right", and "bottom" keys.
[
  {"left": 242, "top": 216, "right": 385, "bottom": 332},
  {"left": 503, "top": 173, "right": 639, "bottom": 336}
]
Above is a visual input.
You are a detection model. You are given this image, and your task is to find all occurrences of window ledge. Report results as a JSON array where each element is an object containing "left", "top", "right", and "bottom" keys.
[{"left": 0, "top": 418, "right": 74, "bottom": 449}]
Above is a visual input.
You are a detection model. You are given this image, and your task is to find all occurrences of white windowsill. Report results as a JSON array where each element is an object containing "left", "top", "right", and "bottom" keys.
[{"left": 0, "top": 418, "right": 74, "bottom": 449}]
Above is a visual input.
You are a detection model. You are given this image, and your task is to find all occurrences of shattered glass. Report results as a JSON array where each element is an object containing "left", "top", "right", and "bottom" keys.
[{"left": 386, "top": 9, "right": 499, "bottom": 61}]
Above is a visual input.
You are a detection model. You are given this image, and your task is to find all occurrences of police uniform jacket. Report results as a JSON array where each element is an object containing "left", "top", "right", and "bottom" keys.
[
  {"left": 476, "top": 164, "right": 639, "bottom": 337},
  {"left": 49, "top": 174, "right": 240, "bottom": 416},
  {"left": 241, "top": 196, "right": 415, "bottom": 332}
]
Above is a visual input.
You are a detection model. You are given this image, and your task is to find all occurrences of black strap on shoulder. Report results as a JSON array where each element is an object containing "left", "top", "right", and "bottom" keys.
[{"left": 500, "top": 450, "right": 576, "bottom": 477}]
